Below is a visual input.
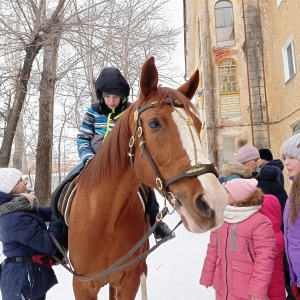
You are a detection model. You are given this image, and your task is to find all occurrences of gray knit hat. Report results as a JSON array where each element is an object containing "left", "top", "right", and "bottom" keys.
[
  {"left": 235, "top": 136, "right": 259, "bottom": 164},
  {"left": 280, "top": 133, "right": 300, "bottom": 161},
  {"left": 0, "top": 168, "right": 22, "bottom": 193}
]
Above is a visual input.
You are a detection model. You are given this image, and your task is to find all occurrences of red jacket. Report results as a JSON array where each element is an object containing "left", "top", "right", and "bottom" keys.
[
  {"left": 200, "top": 208, "right": 277, "bottom": 300},
  {"left": 260, "top": 194, "right": 286, "bottom": 300}
]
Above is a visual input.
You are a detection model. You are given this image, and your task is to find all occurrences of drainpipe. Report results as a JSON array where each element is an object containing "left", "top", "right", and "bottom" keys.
[
  {"left": 183, "top": 0, "right": 188, "bottom": 80},
  {"left": 199, "top": 0, "right": 218, "bottom": 165}
]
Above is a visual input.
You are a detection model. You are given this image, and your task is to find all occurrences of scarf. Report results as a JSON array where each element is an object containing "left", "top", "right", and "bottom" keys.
[
  {"left": 223, "top": 204, "right": 262, "bottom": 223},
  {"left": 0, "top": 193, "right": 39, "bottom": 216}
]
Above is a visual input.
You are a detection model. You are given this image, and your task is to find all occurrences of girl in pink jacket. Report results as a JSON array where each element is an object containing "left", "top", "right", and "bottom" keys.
[{"left": 200, "top": 178, "right": 277, "bottom": 300}]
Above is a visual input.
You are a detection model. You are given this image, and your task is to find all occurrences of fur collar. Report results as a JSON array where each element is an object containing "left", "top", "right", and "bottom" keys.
[{"left": 221, "top": 163, "right": 252, "bottom": 179}]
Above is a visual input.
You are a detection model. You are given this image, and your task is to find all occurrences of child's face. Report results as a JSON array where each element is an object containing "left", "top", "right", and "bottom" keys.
[
  {"left": 11, "top": 178, "right": 28, "bottom": 194},
  {"left": 104, "top": 95, "right": 121, "bottom": 109},
  {"left": 244, "top": 158, "right": 259, "bottom": 172},
  {"left": 282, "top": 155, "right": 300, "bottom": 177}
]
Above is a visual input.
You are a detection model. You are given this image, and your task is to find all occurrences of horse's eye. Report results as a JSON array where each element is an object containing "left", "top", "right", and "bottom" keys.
[{"left": 148, "top": 119, "right": 162, "bottom": 129}]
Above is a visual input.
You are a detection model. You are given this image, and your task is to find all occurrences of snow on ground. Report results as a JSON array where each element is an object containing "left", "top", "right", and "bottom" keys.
[
  {"left": 46, "top": 211, "right": 215, "bottom": 299},
  {"left": 0, "top": 210, "right": 215, "bottom": 299}
]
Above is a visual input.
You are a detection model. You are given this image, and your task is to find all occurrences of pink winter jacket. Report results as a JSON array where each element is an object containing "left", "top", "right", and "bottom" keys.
[
  {"left": 260, "top": 194, "right": 286, "bottom": 300},
  {"left": 200, "top": 211, "right": 277, "bottom": 300}
]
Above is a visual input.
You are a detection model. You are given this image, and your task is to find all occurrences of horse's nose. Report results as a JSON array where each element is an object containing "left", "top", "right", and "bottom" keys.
[{"left": 195, "top": 195, "right": 213, "bottom": 218}]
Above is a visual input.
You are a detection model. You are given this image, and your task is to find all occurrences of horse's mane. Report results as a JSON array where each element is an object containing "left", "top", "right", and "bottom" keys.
[{"left": 79, "top": 86, "right": 199, "bottom": 190}]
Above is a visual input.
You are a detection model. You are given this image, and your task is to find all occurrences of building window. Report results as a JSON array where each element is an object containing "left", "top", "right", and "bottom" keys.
[
  {"left": 292, "top": 121, "right": 300, "bottom": 135},
  {"left": 219, "top": 59, "right": 239, "bottom": 94},
  {"left": 222, "top": 136, "right": 238, "bottom": 165},
  {"left": 282, "top": 36, "right": 297, "bottom": 82},
  {"left": 215, "top": 1, "right": 235, "bottom": 47},
  {"left": 219, "top": 59, "right": 240, "bottom": 118}
]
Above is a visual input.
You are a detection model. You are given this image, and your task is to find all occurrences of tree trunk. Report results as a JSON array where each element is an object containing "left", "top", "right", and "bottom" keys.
[
  {"left": 0, "top": 43, "right": 42, "bottom": 167},
  {"left": 35, "top": 21, "right": 62, "bottom": 205},
  {"left": 12, "top": 111, "right": 24, "bottom": 170}
]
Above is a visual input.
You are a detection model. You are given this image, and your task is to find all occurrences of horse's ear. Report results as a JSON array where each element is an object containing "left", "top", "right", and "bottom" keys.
[
  {"left": 140, "top": 56, "right": 158, "bottom": 100},
  {"left": 177, "top": 69, "right": 200, "bottom": 100}
]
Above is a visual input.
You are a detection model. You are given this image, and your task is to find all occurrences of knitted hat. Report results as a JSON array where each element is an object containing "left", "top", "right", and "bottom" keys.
[
  {"left": 235, "top": 137, "right": 259, "bottom": 164},
  {"left": 258, "top": 148, "right": 273, "bottom": 161},
  {"left": 280, "top": 133, "right": 300, "bottom": 161},
  {"left": 0, "top": 168, "right": 22, "bottom": 193},
  {"left": 225, "top": 178, "right": 258, "bottom": 202}
]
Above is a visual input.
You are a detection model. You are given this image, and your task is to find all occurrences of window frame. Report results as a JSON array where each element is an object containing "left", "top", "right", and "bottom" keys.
[
  {"left": 282, "top": 35, "right": 297, "bottom": 83},
  {"left": 291, "top": 121, "right": 300, "bottom": 135},
  {"left": 218, "top": 58, "right": 239, "bottom": 95},
  {"left": 215, "top": 1, "right": 235, "bottom": 47}
]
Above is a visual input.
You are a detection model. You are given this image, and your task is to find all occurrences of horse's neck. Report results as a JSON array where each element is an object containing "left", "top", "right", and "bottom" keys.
[{"left": 101, "top": 165, "right": 140, "bottom": 206}]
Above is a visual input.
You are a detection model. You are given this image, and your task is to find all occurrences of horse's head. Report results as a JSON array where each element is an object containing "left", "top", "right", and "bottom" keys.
[{"left": 129, "top": 56, "right": 227, "bottom": 233}]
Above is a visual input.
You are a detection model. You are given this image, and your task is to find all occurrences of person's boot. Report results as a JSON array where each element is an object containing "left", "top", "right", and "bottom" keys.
[
  {"left": 141, "top": 184, "right": 175, "bottom": 240},
  {"left": 153, "top": 221, "right": 175, "bottom": 240}
]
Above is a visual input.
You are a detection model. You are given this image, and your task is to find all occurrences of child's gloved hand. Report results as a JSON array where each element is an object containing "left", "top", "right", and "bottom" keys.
[{"left": 292, "top": 285, "right": 300, "bottom": 299}]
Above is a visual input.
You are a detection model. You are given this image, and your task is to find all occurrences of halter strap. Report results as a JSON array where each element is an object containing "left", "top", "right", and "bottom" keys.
[{"left": 128, "top": 99, "right": 218, "bottom": 198}]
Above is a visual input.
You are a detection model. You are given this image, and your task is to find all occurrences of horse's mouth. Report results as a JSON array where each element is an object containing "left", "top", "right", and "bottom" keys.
[{"left": 173, "top": 195, "right": 214, "bottom": 233}]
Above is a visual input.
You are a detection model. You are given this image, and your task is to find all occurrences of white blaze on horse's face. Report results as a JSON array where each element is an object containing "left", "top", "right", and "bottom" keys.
[{"left": 171, "top": 108, "right": 227, "bottom": 232}]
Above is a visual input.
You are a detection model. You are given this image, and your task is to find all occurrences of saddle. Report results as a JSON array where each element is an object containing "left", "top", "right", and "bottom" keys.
[
  {"left": 51, "top": 165, "right": 153, "bottom": 225},
  {"left": 51, "top": 170, "right": 80, "bottom": 225}
]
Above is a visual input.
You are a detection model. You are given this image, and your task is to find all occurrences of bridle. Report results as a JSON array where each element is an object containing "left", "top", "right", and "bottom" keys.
[{"left": 128, "top": 98, "right": 218, "bottom": 205}]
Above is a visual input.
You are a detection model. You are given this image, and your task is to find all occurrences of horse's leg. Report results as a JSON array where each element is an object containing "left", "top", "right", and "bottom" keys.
[
  {"left": 73, "top": 277, "right": 100, "bottom": 300},
  {"left": 140, "top": 273, "right": 148, "bottom": 300},
  {"left": 115, "top": 269, "right": 148, "bottom": 300}
]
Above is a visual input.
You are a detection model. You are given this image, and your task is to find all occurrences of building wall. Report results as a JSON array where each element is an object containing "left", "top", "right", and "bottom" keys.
[
  {"left": 261, "top": 0, "right": 300, "bottom": 153},
  {"left": 183, "top": 0, "right": 300, "bottom": 181}
]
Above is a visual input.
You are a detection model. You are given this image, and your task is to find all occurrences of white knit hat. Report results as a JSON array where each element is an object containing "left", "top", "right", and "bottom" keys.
[
  {"left": 0, "top": 168, "right": 22, "bottom": 193},
  {"left": 280, "top": 133, "right": 300, "bottom": 161},
  {"left": 225, "top": 178, "right": 258, "bottom": 202}
]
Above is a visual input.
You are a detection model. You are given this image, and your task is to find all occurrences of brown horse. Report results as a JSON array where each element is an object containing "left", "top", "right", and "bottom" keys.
[{"left": 68, "top": 56, "right": 227, "bottom": 300}]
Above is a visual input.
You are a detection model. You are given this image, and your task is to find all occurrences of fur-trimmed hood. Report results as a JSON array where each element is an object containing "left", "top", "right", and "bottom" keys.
[
  {"left": 233, "top": 188, "right": 264, "bottom": 207},
  {"left": 221, "top": 163, "right": 253, "bottom": 179}
]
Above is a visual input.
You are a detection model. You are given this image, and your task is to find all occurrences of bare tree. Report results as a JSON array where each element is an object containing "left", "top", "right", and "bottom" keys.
[
  {"left": 35, "top": 3, "right": 64, "bottom": 204},
  {"left": 0, "top": 0, "right": 66, "bottom": 167},
  {"left": 0, "top": 0, "right": 181, "bottom": 194}
]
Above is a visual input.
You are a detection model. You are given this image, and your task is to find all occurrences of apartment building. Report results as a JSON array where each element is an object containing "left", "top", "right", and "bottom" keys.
[{"left": 183, "top": 0, "right": 300, "bottom": 174}]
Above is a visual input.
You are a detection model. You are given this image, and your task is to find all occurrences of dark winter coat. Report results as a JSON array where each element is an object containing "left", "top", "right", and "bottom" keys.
[
  {"left": 257, "top": 165, "right": 288, "bottom": 215},
  {"left": 266, "top": 159, "right": 285, "bottom": 186},
  {"left": 0, "top": 192, "right": 64, "bottom": 300}
]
